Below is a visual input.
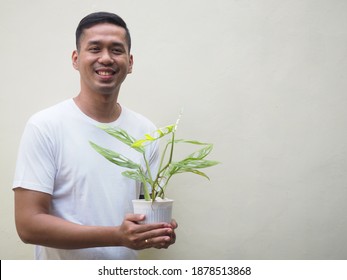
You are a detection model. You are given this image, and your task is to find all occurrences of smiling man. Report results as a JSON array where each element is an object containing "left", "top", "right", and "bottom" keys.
[
  {"left": 13, "top": 12, "right": 177, "bottom": 260},
  {"left": 72, "top": 20, "right": 133, "bottom": 119}
]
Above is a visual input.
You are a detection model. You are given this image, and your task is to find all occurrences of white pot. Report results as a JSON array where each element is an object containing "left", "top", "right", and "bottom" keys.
[{"left": 132, "top": 198, "right": 174, "bottom": 224}]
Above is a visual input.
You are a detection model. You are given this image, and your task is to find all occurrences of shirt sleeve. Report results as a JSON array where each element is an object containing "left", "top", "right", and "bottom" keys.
[{"left": 12, "top": 119, "right": 56, "bottom": 194}]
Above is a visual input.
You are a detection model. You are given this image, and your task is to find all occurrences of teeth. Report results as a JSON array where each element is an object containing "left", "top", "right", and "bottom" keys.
[{"left": 98, "top": 71, "right": 113, "bottom": 76}]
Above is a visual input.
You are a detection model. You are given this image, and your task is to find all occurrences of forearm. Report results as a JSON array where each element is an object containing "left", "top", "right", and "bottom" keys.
[
  {"left": 14, "top": 188, "right": 121, "bottom": 249},
  {"left": 14, "top": 188, "right": 175, "bottom": 251},
  {"left": 16, "top": 212, "right": 121, "bottom": 249}
]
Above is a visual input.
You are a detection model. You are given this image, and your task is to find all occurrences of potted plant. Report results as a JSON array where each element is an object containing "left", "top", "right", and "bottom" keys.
[{"left": 89, "top": 116, "right": 219, "bottom": 223}]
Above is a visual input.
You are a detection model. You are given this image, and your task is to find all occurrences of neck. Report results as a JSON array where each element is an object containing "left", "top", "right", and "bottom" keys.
[{"left": 73, "top": 93, "right": 122, "bottom": 123}]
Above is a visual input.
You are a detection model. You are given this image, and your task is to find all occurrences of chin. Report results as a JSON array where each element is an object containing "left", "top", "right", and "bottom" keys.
[{"left": 97, "top": 87, "right": 118, "bottom": 96}]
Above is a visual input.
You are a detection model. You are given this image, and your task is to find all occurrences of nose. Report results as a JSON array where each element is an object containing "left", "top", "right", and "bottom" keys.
[{"left": 98, "top": 50, "right": 114, "bottom": 65}]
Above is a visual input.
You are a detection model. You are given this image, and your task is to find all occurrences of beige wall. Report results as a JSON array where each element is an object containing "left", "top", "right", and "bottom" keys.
[{"left": 1, "top": 0, "right": 347, "bottom": 259}]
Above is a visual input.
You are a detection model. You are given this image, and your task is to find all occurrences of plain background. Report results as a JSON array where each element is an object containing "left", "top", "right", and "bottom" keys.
[{"left": 1, "top": 0, "right": 347, "bottom": 259}]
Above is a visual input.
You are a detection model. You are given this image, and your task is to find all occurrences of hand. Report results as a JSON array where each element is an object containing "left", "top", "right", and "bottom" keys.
[
  {"left": 165, "top": 219, "right": 178, "bottom": 247},
  {"left": 119, "top": 214, "right": 175, "bottom": 250},
  {"left": 151, "top": 218, "right": 178, "bottom": 249}
]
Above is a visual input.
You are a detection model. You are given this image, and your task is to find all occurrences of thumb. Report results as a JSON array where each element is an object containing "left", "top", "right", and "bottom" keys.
[{"left": 125, "top": 213, "right": 145, "bottom": 223}]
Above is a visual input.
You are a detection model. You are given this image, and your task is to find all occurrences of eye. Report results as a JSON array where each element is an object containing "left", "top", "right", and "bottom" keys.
[
  {"left": 112, "top": 48, "right": 124, "bottom": 54},
  {"left": 89, "top": 46, "right": 100, "bottom": 53}
]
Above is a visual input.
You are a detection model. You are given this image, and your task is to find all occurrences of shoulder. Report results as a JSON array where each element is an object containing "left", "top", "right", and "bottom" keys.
[
  {"left": 27, "top": 99, "right": 74, "bottom": 128},
  {"left": 21, "top": 99, "right": 75, "bottom": 142},
  {"left": 120, "top": 106, "right": 157, "bottom": 132}
]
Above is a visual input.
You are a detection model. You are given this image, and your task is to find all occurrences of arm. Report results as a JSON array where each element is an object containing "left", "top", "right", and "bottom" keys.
[{"left": 14, "top": 187, "right": 174, "bottom": 250}]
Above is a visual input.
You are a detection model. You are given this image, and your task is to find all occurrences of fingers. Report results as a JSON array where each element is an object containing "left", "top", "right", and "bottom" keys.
[
  {"left": 170, "top": 219, "right": 178, "bottom": 229},
  {"left": 141, "top": 223, "right": 177, "bottom": 249},
  {"left": 141, "top": 226, "right": 173, "bottom": 249},
  {"left": 125, "top": 214, "right": 171, "bottom": 228},
  {"left": 143, "top": 233, "right": 172, "bottom": 249},
  {"left": 120, "top": 215, "right": 175, "bottom": 250},
  {"left": 125, "top": 213, "right": 146, "bottom": 223}
]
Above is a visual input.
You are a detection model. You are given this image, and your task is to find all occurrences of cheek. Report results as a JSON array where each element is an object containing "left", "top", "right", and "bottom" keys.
[{"left": 77, "top": 59, "right": 94, "bottom": 73}]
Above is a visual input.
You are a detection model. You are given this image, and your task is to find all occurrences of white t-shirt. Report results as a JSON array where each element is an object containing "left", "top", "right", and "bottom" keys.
[{"left": 13, "top": 99, "right": 159, "bottom": 259}]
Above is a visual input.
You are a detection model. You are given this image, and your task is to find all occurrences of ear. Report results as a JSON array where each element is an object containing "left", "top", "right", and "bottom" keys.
[
  {"left": 128, "top": 54, "right": 134, "bottom": 74},
  {"left": 72, "top": 50, "right": 79, "bottom": 70}
]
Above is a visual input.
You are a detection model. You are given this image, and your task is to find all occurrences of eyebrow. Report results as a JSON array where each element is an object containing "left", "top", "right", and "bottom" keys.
[{"left": 86, "top": 40, "right": 125, "bottom": 48}]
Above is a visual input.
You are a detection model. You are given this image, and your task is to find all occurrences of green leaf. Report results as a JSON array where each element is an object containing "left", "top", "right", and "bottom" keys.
[
  {"left": 164, "top": 159, "right": 219, "bottom": 181},
  {"left": 186, "top": 144, "right": 213, "bottom": 160},
  {"left": 131, "top": 124, "right": 176, "bottom": 148},
  {"left": 172, "top": 139, "right": 211, "bottom": 145},
  {"left": 122, "top": 170, "right": 143, "bottom": 182},
  {"left": 89, "top": 141, "right": 140, "bottom": 169},
  {"left": 176, "top": 168, "right": 211, "bottom": 180},
  {"left": 98, "top": 126, "right": 144, "bottom": 153},
  {"left": 173, "top": 159, "right": 220, "bottom": 169},
  {"left": 122, "top": 170, "right": 152, "bottom": 201}
]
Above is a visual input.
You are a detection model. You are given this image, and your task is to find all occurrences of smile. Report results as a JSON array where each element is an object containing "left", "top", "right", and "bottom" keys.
[{"left": 96, "top": 70, "right": 115, "bottom": 76}]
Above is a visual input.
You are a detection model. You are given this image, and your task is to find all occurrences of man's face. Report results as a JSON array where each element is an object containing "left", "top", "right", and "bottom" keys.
[{"left": 72, "top": 23, "right": 133, "bottom": 96}]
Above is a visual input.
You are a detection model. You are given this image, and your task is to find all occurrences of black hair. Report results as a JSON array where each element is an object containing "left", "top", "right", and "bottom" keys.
[{"left": 75, "top": 12, "right": 131, "bottom": 51}]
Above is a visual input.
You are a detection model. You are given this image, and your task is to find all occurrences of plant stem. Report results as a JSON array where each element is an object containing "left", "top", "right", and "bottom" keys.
[
  {"left": 149, "top": 131, "right": 176, "bottom": 200},
  {"left": 168, "top": 129, "right": 176, "bottom": 164},
  {"left": 156, "top": 130, "right": 176, "bottom": 198},
  {"left": 142, "top": 154, "right": 155, "bottom": 201},
  {"left": 158, "top": 141, "right": 170, "bottom": 175},
  {"left": 142, "top": 179, "right": 151, "bottom": 201}
]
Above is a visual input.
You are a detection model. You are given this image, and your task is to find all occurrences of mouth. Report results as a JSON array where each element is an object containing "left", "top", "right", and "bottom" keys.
[{"left": 95, "top": 69, "right": 116, "bottom": 77}]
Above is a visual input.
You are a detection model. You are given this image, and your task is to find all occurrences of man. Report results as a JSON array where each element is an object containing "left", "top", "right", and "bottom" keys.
[{"left": 13, "top": 12, "right": 177, "bottom": 260}]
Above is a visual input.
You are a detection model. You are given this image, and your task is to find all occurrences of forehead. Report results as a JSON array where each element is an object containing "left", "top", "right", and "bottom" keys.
[{"left": 80, "top": 23, "right": 128, "bottom": 46}]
